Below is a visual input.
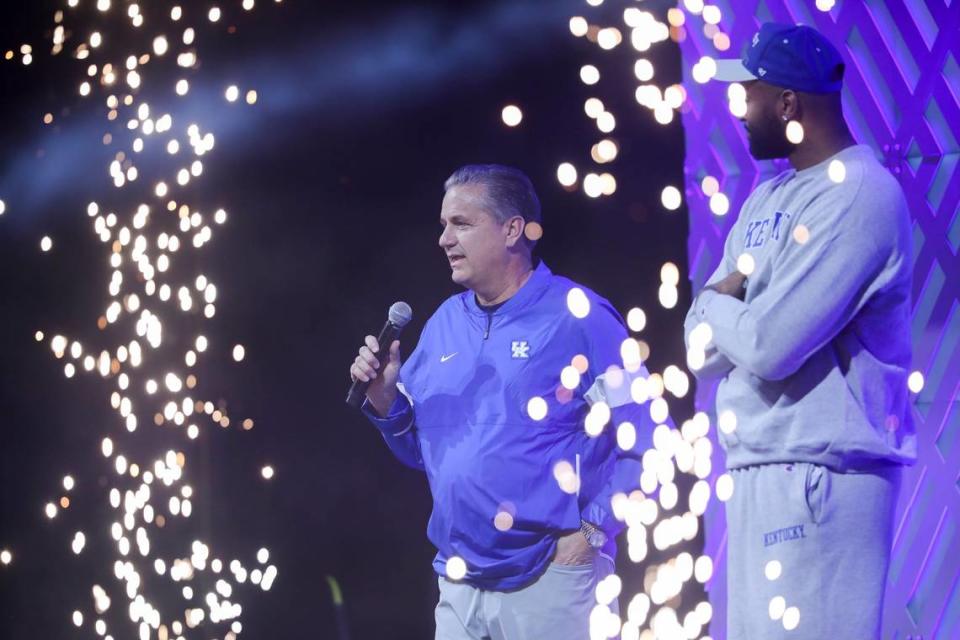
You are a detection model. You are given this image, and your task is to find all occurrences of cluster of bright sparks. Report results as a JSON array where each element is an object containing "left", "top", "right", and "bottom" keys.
[
  {"left": 562, "top": 8, "right": 674, "bottom": 199},
  {"left": 494, "top": 4, "right": 737, "bottom": 637},
  {"left": 1, "top": 2, "right": 283, "bottom": 638}
]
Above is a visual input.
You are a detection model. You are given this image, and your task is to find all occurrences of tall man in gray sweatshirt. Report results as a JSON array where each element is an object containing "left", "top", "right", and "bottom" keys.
[{"left": 684, "top": 23, "right": 916, "bottom": 639}]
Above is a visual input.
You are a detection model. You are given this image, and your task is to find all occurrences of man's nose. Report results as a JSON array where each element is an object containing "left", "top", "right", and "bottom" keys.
[{"left": 438, "top": 226, "right": 453, "bottom": 248}]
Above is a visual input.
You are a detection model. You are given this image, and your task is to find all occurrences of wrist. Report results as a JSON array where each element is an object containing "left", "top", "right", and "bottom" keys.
[
  {"left": 580, "top": 520, "right": 607, "bottom": 549},
  {"left": 368, "top": 388, "right": 398, "bottom": 417}
]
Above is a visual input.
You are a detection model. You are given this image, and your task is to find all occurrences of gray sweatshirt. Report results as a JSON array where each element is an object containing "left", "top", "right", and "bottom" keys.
[{"left": 684, "top": 144, "right": 917, "bottom": 471}]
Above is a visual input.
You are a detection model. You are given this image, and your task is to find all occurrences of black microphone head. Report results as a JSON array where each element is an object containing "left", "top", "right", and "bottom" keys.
[{"left": 388, "top": 301, "right": 413, "bottom": 328}]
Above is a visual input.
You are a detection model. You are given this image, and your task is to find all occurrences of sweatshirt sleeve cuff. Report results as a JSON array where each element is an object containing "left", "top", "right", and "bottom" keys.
[
  {"left": 695, "top": 288, "right": 750, "bottom": 330},
  {"left": 694, "top": 288, "right": 720, "bottom": 320},
  {"left": 361, "top": 394, "right": 414, "bottom": 436}
]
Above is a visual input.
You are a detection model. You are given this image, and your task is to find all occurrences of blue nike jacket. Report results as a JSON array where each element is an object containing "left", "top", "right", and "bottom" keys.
[{"left": 362, "top": 261, "right": 654, "bottom": 590}]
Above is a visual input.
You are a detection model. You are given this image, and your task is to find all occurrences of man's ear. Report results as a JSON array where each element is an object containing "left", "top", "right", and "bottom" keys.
[
  {"left": 504, "top": 216, "right": 525, "bottom": 248},
  {"left": 779, "top": 89, "right": 801, "bottom": 122}
]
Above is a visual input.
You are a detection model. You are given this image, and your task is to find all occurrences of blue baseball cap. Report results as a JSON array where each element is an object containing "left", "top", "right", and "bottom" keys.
[{"left": 713, "top": 23, "right": 845, "bottom": 93}]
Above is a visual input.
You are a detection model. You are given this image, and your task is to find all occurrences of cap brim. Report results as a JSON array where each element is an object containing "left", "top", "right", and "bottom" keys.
[{"left": 713, "top": 59, "right": 758, "bottom": 82}]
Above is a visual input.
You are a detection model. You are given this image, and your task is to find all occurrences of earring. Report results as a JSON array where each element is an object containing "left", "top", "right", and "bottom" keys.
[{"left": 782, "top": 115, "right": 789, "bottom": 121}]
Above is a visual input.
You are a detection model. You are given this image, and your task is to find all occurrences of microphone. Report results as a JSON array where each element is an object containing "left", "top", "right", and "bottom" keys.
[{"left": 346, "top": 301, "right": 413, "bottom": 409}]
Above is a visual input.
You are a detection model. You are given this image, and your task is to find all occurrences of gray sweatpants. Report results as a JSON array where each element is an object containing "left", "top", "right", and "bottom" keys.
[
  {"left": 435, "top": 552, "right": 617, "bottom": 640},
  {"left": 726, "top": 462, "right": 901, "bottom": 640}
]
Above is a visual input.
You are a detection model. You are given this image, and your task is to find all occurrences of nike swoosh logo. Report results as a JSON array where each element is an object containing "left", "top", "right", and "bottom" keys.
[{"left": 440, "top": 353, "right": 458, "bottom": 363}]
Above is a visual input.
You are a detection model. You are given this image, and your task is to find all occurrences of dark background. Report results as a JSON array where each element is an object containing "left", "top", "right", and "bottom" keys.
[{"left": 0, "top": 1, "right": 690, "bottom": 637}]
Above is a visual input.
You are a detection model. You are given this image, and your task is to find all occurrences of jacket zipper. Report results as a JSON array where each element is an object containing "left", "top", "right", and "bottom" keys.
[{"left": 483, "top": 311, "right": 493, "bottom": 340}]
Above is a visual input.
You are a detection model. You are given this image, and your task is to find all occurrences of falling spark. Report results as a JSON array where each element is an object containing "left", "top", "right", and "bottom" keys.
[
  {"left": 716, "top": 474, "right": 734, "bottom": 502},
  {"left": 634, "top": 59, "right": 654, "bottom": 81},
  {"left": 765, "top": 559, "right": 782, "bottom": 580},
  {"left": 566, "top": 287, "right": 591, "bottom": 318},
  {"left": 783, "top": 606, "right": 801, "bottom": 630},
  {"left": 494, "top": 511, "right": 514, "bottom": 532},
  {"left": 736, "top": 253, "right": 756, "bottom": 276},
  {"left": 569, "top": 17, "right": 588, "bottom": 38},
  {"left": 785, "top": 120, "right": 805, "bottom": 144},
  {"left": 445, "top": 556, "right": 467, "bottom": 580},
  {"left": 718, "top": 410, "right": 737, "bottom": 434},
  {"left": 526, "top": 396, "right": 548, "bottom": 421},
  {"left": 660, "top": 186, "right": 682, "bottom": 211},
  {"left": 626, "top": 308, "right": 646, "bottom": 332},
  {"left": 557, "top": 162, "right": 578, "bottom": 187},
  {"left": 908, "top": 371, "right": 924, "bottom": 393},
  {"left": 709, "top": 192, "right": 729, "bottom": 215},
  {"left": 769, "top": 595, "right": 786, "bottom": 620},
  {"left": 691, "top": 56, "right": 716, "bottom": 83},
  {"left": 501, "top": 104, "right": 523, "bottom": 127},
  {"left": 580, "top": 64, "right": 601, "bottom": 85},
  {"left": 828, "top": 159, "right": 846, "bottom": 183}
]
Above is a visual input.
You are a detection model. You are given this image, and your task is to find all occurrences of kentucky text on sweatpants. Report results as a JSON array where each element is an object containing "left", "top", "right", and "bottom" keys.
[{"left": 762, "top": 524, "right": 806, "bottom": 547}]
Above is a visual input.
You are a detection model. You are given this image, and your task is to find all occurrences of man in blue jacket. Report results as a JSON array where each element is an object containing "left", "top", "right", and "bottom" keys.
[{"left": 349, "top": 164, "right": 655, "bottom": 639}]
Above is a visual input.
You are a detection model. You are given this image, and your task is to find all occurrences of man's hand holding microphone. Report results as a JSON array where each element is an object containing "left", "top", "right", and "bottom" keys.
[{"left": 345, "top": 301, "right": 412, "bottom": 416}]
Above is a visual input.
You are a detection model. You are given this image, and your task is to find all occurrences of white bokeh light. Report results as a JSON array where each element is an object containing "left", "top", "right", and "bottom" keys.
[
  {"left": 580, "top": 65, "right": 600, "bottom": 85},
  {"left": 786, "top": 120, "right": 805, "bottom": 144},
  {"left": 765, "top": 559, "right": 782, "bottom": 581},
  {"left": 501, "top": 104, "right": 523, "bottom": 127},
  {"left": 661, "top": 186, "right": 682, "bottom": 211},
  {"left": 716, "top": 473, "right": 734, "bottom": 502},
  {"left": 557, "top": 163, "right": 578, "bottom": 187},
  {"left": 769, "top": 596, "right": 786, "bottom": 620},
  {"left": 908, "top": 370, "right": 924, "bottom": 393},
  {"left": 566, "top": 288, "right": 591, "bottom": 319},
  {"left": 527, "top": 396, "right": 548, "bottom": 421},
  {"left": 828, "top": 159, "right": 846, "bottom": 183},
  {"left": 445, "top": 556, "right": 467, "bottom": 580}
]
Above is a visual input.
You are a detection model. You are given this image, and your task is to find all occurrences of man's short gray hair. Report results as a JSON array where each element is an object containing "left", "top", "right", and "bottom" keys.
[{"left": 444, "top": 164, "right": 542, "bottom": 232}]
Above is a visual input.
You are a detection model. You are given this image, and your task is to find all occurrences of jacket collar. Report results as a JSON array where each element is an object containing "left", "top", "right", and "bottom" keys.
[{"left": 462, "top": 260, "right": 552, "bottom": 317}]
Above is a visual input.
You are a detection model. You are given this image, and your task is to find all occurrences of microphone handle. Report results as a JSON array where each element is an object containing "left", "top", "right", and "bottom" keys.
[{"left": 345, "top": 319, "right": 402, "bottom": 409}]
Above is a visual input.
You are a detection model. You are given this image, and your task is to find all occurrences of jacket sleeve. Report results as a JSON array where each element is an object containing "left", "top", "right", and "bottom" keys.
[
  {"left": 693, "top": 197, "right": 891, "bottom": 381},
  {"left": 361, "top": 390, "right": 424, "bottom": 470},
  {"left": 360, "top": 312, "right": 436, "bottom": 470},
  {"left": 579, "top": 303, "right": 657, "bottom": 538}
]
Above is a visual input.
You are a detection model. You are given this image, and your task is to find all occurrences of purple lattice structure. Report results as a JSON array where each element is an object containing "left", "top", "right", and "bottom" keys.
[{"left": 678, "top": 1, "right": 960, "bottom": 637}]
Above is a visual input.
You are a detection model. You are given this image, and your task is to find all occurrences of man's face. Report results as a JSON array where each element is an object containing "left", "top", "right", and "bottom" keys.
[
  {"left": 438, "top": 184, "right": 512, "bottom": 291},
  {"left": 741, "top": 80, "right": 794, "bottom": 160}
]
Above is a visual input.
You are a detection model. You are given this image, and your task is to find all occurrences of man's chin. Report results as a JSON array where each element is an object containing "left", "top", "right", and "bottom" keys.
[
  {"left": 450, "top": 269, "right": 469, "bottom": 287},
  {"left": 749, "top": 138, "right": 792, "bottom": 161}
]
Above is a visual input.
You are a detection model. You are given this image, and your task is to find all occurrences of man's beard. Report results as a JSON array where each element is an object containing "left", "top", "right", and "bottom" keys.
[{"left": 746, "top": 114, "right": 795, "bottom": 160}]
